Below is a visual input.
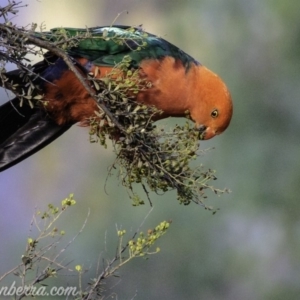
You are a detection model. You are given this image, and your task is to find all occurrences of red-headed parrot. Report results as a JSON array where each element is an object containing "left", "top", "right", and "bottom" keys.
[{"left": 0, "top": 26, "right": 233, "bottom": 172}]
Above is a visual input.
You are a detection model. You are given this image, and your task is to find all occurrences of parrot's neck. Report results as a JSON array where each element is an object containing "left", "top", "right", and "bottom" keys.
[{"left": 136, "top": 57, "right": 192, "bottom": 118}]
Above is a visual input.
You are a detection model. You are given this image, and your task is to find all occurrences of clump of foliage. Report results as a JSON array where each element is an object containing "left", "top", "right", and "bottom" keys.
[
  {"left": 87, "top": 57, "right": 228, "bottom": 208},
  {"left": 0, "top": 1, "right": 229, "bottom": 210}
]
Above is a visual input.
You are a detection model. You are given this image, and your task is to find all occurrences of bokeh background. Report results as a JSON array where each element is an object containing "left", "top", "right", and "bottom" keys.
[{"left": 1, "top": 0, "right": 300, "bottom": 299}]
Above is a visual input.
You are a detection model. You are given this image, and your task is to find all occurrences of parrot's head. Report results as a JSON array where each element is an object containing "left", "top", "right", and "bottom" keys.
[
  {"left": 188, "top": 66, "right": 233, "bottom": 140},
  {"left": 136, "top": 57, "right": 232, "bottom": 140}
]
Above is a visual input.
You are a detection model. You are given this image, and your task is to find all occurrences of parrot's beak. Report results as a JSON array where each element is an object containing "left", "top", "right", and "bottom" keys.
[
  {"left": 197, "top": 125, "right": 217, "bottom": 140},
  {"left": 197, "top": 124, "right": 207, "bottom": 140}
]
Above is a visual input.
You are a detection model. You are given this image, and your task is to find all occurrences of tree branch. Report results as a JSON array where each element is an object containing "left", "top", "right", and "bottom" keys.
[{"left": 0, "top": 23, "right": 125, "bottom": 132}]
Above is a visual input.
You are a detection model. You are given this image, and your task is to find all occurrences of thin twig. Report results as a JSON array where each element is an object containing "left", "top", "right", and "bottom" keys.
[{"left": 84, "top": 207, "right": 153, "bottom": 299}]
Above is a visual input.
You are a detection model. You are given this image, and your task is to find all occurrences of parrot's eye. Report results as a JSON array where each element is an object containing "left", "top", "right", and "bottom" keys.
[{"left": 211, "top": 109, "right": 218, "bottom": 118}]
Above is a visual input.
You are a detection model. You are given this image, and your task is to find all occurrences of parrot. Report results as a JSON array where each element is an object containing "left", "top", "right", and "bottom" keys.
[{"left": 0, "top": 26, "right": 233, "bottom": 172}]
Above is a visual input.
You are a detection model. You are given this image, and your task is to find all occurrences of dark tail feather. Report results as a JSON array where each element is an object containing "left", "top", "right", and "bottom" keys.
[
  {"left": 0, "top": 98, "right": 71, "bottom": 172},
  {"left": 0, "top": 98, "right": 36, "bottom": 143}
]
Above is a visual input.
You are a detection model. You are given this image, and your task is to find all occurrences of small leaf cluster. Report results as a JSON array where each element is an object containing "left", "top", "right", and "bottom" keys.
[
  {"left": 128, "top": 220, "right": 171, "bottom": 257},
  {"left": 26, "top": 194, "right": 76, "bottom": 256},
  {"left": 0, "top": 22, "right": 47, "bottom": 107}
]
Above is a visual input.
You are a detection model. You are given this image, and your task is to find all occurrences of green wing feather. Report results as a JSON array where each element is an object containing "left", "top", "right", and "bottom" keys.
[{"left": 37, "top": 26, "right": 199, "bottom": 69}]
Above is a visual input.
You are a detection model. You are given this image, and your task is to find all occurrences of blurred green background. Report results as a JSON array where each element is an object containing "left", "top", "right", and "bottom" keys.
[{"left": 1, "top": 0, "right": 300, "bottom": 299}]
